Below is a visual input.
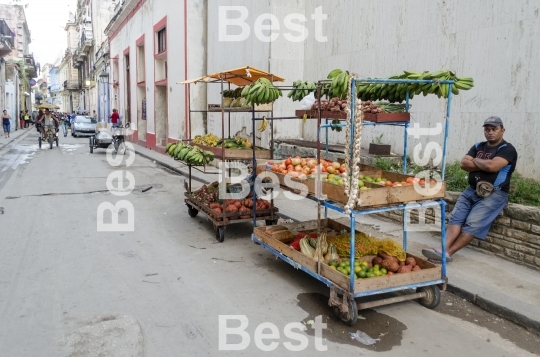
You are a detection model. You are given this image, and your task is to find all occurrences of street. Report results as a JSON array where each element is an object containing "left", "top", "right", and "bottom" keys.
[{"left": 0, "top": 129, "right": 538, "bottom": 357}]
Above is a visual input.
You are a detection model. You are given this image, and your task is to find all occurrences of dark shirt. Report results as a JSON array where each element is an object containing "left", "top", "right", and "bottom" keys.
[
  {"left": 466, "top": 140, "right": 518, "bottom": 192},
  {"left": 2, "top": 115, "right": 9, "bottom": 125}
]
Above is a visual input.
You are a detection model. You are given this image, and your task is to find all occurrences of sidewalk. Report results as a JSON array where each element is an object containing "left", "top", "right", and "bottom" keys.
[
  {"left": 0, "top": 126, "right": 32, "bottom": 151},
  {"left": 132, "top": 142, "right": 540, "bottom": 335}
]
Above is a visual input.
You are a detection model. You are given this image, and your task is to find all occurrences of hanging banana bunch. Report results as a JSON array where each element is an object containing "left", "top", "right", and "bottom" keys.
[
  {"left": 244, "top": 78, "right": 283, "bottom": 105},
  {"left": 288, "top": 80, "right": 317, "bottom": 101},
  {"left": 356, "top": 70, "right": 474, "bottom": 103}
]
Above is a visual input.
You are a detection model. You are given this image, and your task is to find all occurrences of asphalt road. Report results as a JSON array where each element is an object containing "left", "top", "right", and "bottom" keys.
[{"left": 0, "top": 130, "right": 538, "bottom": 356}]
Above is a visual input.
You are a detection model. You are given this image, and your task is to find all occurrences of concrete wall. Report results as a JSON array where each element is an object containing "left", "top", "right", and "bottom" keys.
[
  {"left": 204, "top": 0, "right": 539, "bottom": 179},
  {"left": 299, "top": 0, "right": 539, "bottom": 179},
  {"left": 376, "top": 192, "right": 540, "bottom": 271},
  {"left": 206, "top": 0, "right": 306, "bottom": 148}
]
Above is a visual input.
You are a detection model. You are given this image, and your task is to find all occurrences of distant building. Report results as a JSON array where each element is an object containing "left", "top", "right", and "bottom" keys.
[{"left": 0, "top": 4, "right": 37, "bottom": 128}]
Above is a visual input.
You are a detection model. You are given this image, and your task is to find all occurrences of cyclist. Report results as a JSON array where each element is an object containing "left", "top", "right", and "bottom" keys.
[{"left": 37, "top": 109, "right": 60, "bottom": 140}]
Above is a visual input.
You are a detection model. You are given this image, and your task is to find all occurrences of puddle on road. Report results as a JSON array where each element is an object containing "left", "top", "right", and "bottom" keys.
[
  {"left": 297, "top": 293, "right": 406, "bottom": 352},
  {"left": 59, "top": 143, "right": 84, "bottom": 152},
  {"left": 0, "top": 144, "right": 36, "bottom": 172}
]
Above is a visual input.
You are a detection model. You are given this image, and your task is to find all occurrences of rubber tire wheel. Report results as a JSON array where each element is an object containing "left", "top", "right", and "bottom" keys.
[
  {"left": 333, "top": 298, "right": 358, "bottom": 326},
  {"left": 89, "top": 137, "right": 94, "bottom": 154},
  {"left": 215, "top": 226, "right": 225, "bottom": 243},
  {"left": 187, "top": 205, "right": 198, "bottom": 218},
  {"left": 417, "top": 285, "right": 441, "bottom": 309},
  {"left": 38, "top": 137, "right": 41, "bottom": 149},
  {"left": 265, "top": 219, "right": 279, "bottom": 226}
]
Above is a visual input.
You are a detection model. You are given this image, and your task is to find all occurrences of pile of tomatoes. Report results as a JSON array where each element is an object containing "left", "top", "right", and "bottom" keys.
[{"left": 268, "top": 157, "right": 346, "bottom": 179}]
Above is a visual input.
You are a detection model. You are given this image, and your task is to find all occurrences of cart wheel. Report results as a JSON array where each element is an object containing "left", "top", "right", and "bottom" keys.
[
  {"left": 187, "top": 205, "right": 198, "bottom": 218},
  {"left": 215, "top": 226, "right": 225, "bottom": 243},
  {"left": 265, "top": 219, "right": 279, "bottom": 226},
  {"left": 417, "top": 285, "right": 441, "bottom": 309},
  {"left": 333, "top": 298, "right": 358, "bottom": 326},
  {"left": 38, "top": 137, "right": 42, "bottom": 148}
]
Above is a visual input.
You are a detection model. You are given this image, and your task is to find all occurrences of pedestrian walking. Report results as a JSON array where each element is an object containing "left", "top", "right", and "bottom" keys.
[
  {"left": 2, "top": 110, "right": 11, "bottom": 138},
  {"left": 19, "top": 110, "right": 24, "bottom": 130},
  {"left": 24, "top": 111, "right": 30, "bottom": 128},
  {"left": 109, "top": 109, "right": 119, "bottom": 127}
]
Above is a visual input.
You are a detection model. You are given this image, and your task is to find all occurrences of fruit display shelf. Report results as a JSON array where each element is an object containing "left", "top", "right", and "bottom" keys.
[
  {"left": 191, "top": 142, "right": 272, "bottom": 160},
  {"left": 258, "top": 162, "right": 446, "bottom": 209}
]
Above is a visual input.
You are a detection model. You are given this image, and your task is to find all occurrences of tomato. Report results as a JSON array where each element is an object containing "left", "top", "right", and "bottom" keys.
[
  {"left": 385, "top": 181, "right": 393, "bottom": 187},
  {"left": 339, "top": 166, "right": 346, "bottom": 173},
  {"left": 321, "top": 166, "right": 327, "bottom": 173},
  {"left": 406, "top": 177, "right": 414, "bottom": 184},
  {"left": 285, "top": 158, "right": 292, "bottom": 166}
]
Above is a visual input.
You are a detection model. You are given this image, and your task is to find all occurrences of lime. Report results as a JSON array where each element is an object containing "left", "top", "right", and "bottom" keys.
[
  {"left": 360, "top": 261, "right": 368, "bottom": 267},
  {"left": 374, "top": 270, "right": 382, "bottom": 277},
  {"left": 330, "top": 266, "right": 337, "bottom": 270},
  {"left": 374, "top": 264, "right": 380, "bottom": 271},
  {"left": 339, "top": 261, "right": 348, "bottom": 268},
  {"left": 361, "top": 265, "right": 368, "bottom": 272},
  {"left": 359, "top": 271, "right": 367, "bottom": 278},
  {"left": 367, "top": 272, "right": 375, "bottom": 278},
  {"left": 354, "top": 266, "right": 361, "bottom": 273},
  {"left": 380, "top": 268, "right": 387, "bottom": 275}
]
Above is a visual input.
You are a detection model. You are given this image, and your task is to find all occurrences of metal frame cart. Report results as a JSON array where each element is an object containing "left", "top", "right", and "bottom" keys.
[
  {"left": 252, "top": 77, "right": 455, "bottom": 325},
  {"left": 178, "top": 67, "right": 284, "bottom": 242}
]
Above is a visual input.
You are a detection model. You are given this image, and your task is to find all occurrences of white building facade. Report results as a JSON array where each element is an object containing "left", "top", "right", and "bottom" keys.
[
  {"left": 104, "top": 0, "right": 207, "bottom": 151},
  {"left": 105, "top": 0, "right": 539, "bottom": 178}
]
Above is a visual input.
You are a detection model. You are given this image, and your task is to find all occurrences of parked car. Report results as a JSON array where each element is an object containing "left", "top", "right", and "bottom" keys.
[{"left": 72, "top": 116, "right": 97, "bottom": 137}]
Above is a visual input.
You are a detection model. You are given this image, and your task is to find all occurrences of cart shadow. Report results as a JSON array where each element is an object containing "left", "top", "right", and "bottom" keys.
[{"left": 297, "top": 292, "right": 406, "bottom": 351}]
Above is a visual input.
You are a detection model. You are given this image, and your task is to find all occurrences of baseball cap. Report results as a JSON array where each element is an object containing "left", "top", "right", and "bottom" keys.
[{"left": 483, "top": 116, "right": 503, "bottom": 127}]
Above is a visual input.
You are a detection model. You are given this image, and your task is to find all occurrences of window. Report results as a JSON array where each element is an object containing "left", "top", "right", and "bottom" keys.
[
  {"left": 75, "top": 116, "right": 97, "bottom": 124},
  {"left": 157, "top": 28, "right": 166, "bottom": 53}
]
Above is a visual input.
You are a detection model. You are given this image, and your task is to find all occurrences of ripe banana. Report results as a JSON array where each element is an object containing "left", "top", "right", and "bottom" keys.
[{"left": 257, "top": 116, "right": 268, "bottom": 132}]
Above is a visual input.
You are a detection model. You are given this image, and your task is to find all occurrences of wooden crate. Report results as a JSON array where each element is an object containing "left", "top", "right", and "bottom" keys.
[
  {"left": 364, "top": 112, "right": 410, "bottom": 123},
  {"left": 253, "top": 219, "right": 441, "bottom": 293},
  {"left": 258, "top": 163, "right": 446, "bottom": 208},
  {"left": 192, "top": 143, "right": 271, "bottom": 160}
]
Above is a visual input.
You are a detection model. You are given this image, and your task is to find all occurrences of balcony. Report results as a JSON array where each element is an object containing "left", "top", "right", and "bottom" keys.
[
  {"left": 63, "top": 80, "right": 81, "bottom": 90},
  {"left": 24, "top": 54, "right": 37, "bottom": 78},
  {"left": 0, "top": 19, "right": 14, "bottom": 56},
  {"left": 80, "top": 28, "right": 94, "bottom": 53}
]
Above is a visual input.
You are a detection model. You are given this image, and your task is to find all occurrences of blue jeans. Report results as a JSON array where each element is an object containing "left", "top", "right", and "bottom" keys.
[
  {"left": 449, "top": 187, "right": 508, "bottom": 239},
  {"left": 2, "top": 123, "right": 9, "bottom": 133}
]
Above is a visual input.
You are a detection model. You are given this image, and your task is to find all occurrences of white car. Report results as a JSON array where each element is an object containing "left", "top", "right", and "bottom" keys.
[{"left": 72, "top": 116, "right": 97, "bottom": 137}]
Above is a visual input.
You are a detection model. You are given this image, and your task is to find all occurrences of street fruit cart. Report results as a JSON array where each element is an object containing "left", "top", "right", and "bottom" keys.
[
  {"left": 176, "top": 67, "right": 284, "bottom": 242},
  {"left": 252, "top": 70, "right": 474, "bottom": 325}
]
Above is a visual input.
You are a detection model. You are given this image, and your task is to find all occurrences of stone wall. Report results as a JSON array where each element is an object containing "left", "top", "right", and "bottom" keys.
[{"left": 375, "top": 192, "right": 540, "bottom": 271}]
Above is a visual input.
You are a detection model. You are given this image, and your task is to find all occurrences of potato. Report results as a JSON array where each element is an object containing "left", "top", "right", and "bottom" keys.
[
  {"left": 405, "top": 257, "right": 417, "bottom": 267},
  {"left": 412, "top": 265, "right": 422, "bottom": 271},
  {"left": 397, "top": 265, "right": 413, "bottom": 273},
  {"left": 378, "top": 252, "right": 398, "bottom": 263},
  {"left": 372, "top": 256, "right": 383, "bottom": 266},
  {"left": 399, "top": 261, "right": 405, "bottom": 267},
  {"left": 382, "top": 259, "right": 399, "bottom": 273}
]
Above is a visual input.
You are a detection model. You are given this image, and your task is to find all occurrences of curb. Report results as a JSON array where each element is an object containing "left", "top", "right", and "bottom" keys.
[
  {"left": 134, "top": 147, "right": 540, "bottom": 336},
  {"left": 447, "top": 283, "right": 540, "bottom": 335}
]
